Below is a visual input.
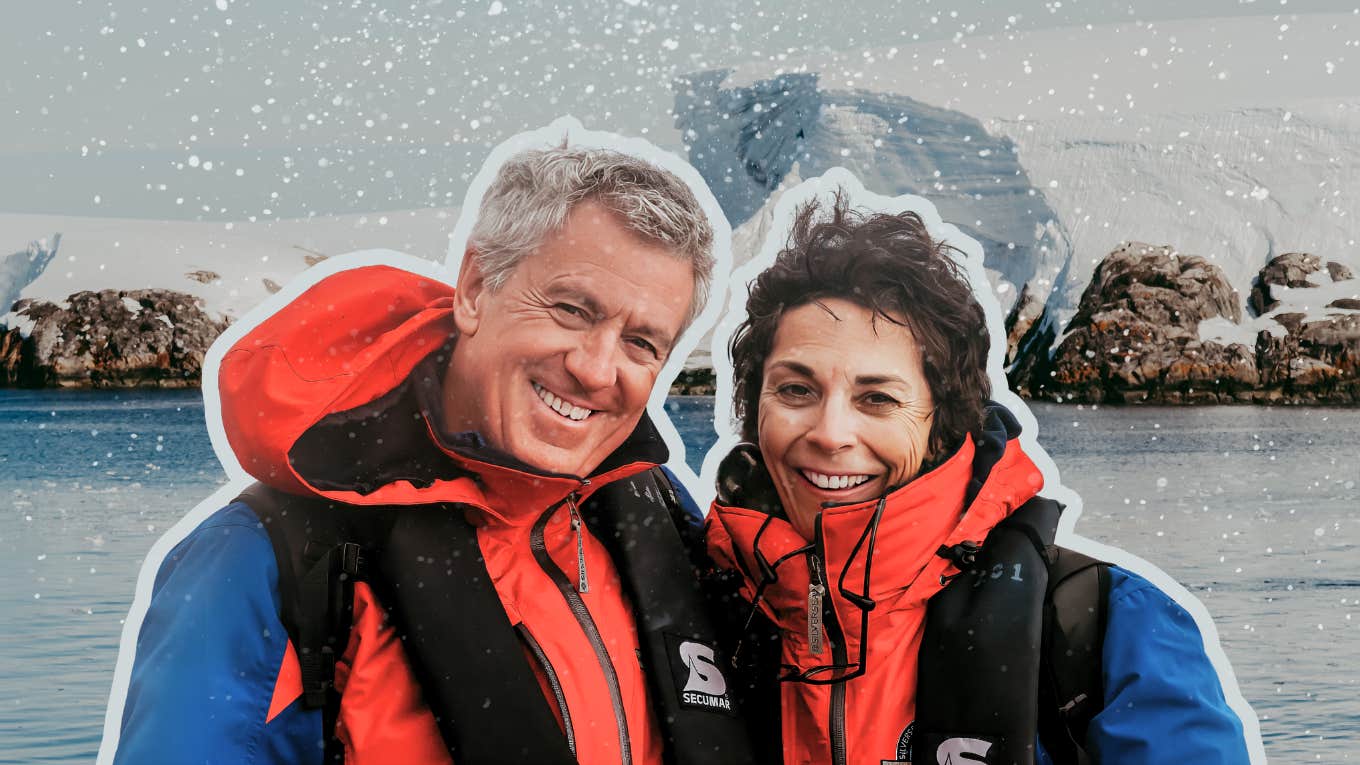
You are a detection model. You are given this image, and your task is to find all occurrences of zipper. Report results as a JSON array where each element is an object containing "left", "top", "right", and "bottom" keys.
[
  {"left": 530, "top": 485, "right": 633, "bottom": 765},
  {"left": 567, "top": 493, "right": 589, "bottom": 593},
  {"left": 516, "top": 623, "right": 576, "bottom": 757},
  {"left": 807, "top": 551, "right": 827, "bottom": 655},
  {"left": 814, "top": 514, "right": 849, "bottom": 765}
]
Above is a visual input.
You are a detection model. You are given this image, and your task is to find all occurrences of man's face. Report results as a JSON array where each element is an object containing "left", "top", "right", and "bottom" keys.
[{"left": 446, "top": 199, "right": 696, "bottom": 477}]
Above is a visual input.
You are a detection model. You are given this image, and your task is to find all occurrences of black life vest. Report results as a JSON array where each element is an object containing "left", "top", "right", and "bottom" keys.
[
  {"left": 916, "top": 496, "right": 1109, "bottom": 765},
  {"left": 237, "top": 467, "right": 755, "bottom": 765}
]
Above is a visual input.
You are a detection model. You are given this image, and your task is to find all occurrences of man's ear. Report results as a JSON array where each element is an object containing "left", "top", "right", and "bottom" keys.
[{"left": 453, "top": 248, "right": 488, "bottom": 336}]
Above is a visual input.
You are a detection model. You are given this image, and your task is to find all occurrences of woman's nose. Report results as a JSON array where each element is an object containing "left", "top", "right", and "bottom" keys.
[{"left": 803, "top": 399, "right": 857, "bottom": 453}]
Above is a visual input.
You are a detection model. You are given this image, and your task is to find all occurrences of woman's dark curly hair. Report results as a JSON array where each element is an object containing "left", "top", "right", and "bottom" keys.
[{"left": 730, "top": 191, "right": 991, "bottom": 462}]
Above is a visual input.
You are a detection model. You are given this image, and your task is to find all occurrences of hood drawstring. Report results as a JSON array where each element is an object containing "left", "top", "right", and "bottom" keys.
[
  {"left": 834, "top": 495, "right": 889, "bottom": 614},
  {"left": 730, "top": 515, "right": 812, "bottom": 667}
]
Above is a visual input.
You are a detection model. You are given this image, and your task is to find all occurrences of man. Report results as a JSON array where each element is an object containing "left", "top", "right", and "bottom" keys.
[{"left": 110, "top": 145, "right": 750, "bottom": 764}]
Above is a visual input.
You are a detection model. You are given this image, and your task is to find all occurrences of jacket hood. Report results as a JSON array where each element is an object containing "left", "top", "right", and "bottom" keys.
[
  {"left": 705, "top": 403, "right": 1044, "bottom": 660},
  {"left": 218, "top": 265, "right": 668, "bottom": 521}
]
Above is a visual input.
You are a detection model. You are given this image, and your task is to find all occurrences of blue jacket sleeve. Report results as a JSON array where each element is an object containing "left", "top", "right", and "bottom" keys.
[
  {"left": 1086, "top": 567, "right": 1250, "bottom": 764},
  {"left": 660, "top": 464, "right": 706, "bottom": 528},
  {"left": 113, "top": 503, "right": 322, "bottom": 765}
]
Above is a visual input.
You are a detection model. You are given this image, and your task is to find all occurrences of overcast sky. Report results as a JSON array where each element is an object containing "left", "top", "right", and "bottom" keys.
[{"left": 4, "top": 0, "right": 1357, "bottom": 220}]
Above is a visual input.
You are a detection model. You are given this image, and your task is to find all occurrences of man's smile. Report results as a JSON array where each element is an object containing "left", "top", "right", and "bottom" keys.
[{"left": 532, "top": 381, "right": 595, "bottom": 422}]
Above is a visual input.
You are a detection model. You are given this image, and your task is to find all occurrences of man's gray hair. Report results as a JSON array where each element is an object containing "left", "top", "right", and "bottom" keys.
[{"left": 467, "top": 146, "right": 716, "bottom": 327}]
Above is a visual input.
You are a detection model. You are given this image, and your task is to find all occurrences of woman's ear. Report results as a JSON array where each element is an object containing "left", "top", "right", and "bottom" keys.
[{"left": 453, "top": 248, "right": 487, "bottom": 336}]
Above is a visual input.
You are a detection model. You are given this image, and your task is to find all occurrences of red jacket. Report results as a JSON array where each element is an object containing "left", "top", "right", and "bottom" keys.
[
  {"left": 218, "top": 264, "right": 666, "bottom": 765},
  {"left": 704, "top": 433, "right": 1044, "bottom": 765}
]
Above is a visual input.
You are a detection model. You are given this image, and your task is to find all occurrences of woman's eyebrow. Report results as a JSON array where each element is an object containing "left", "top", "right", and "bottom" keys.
[
  {"left": 855, "top": 374, "right": 910, "bottom": 386},
  {"left": 766, "top": 360, "right": 815, "bottom": 377}
]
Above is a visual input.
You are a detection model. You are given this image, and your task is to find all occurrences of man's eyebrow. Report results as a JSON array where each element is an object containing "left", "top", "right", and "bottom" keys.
[
  {"left": 546, "top": 283, "right": 677, "bottom": 350},
  {"left": 544, "top": 284, "right": 605, "bottom": 317},
  {"left": 629, "top": 320, "right": 676, "bottom": 351}
]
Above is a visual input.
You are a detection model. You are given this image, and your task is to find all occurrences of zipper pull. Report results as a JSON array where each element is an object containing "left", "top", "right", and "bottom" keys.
[
  {"left": 567, "top": 493, "right": 589, "bottom": 594},
  {"left": 808, "top": 553, "right": 826, "bottom": 655}
]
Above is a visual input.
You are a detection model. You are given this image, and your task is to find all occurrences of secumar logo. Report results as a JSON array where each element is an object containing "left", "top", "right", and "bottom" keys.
[{"left": 678, "top": 640, "right": 731, "bottom": 711}]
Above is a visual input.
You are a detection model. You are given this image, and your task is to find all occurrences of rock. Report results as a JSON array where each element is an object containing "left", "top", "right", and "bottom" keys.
[
  {"left": 1249, "top": 252, "right": 1353, "bottom": 316},
  {"left": 1327, "top": 298, "right": 1360, "bottom": 310},
  {"left": 0, "top": 288, "right": 228, "bottom": 388},
  {"left": 1003, "top": 281, "right": 1057, "bottom": 396},
  {"left": 1004, "top": 282, "right": 1044, "bottom": 366},
  {"left": 669, "top": 367, "right": 716, "bottom": 396},
  {"left": 0, "top": 327, "right": 28, "bottom": 386},
  {"left": 1038, "top": 243, "right": 1257, "bottom": 403},
  {"left": 1256, "top": 313, "right": 1360, "bottom": 404}
]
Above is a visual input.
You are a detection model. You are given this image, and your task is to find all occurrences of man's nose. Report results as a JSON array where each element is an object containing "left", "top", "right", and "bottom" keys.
[
  {"left": 564, "top": 329, "right": 620, "bottom": 392},
  {"left": 804, "top": 398, "right": 857, "bottom": 453}
]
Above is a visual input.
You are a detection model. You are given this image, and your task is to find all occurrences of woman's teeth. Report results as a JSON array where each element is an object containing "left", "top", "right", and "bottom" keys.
[
  {"left": 801, "top": 470, "right": 871, "bottom": 490},
  {"left": 533, "top": 382, "right": 593, "bottom": 421}
]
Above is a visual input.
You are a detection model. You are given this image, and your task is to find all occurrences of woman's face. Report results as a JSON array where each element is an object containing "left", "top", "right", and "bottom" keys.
[{"left": 757, "top": 298, "right": 936, "bottom": 540}]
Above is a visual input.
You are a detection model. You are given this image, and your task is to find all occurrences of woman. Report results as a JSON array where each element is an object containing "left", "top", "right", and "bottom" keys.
[{"left": 698, "top": 193, "right": 1251, "bottom": 765}]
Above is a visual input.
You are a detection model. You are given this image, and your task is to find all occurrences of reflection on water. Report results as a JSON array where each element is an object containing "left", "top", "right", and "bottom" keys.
[{"left": 2, "top": 391, "right": 1356, "bottom": 761}]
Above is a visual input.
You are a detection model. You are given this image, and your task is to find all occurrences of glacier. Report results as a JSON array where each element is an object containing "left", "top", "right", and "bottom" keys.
[
  {"left": 0, "top": 235, "right": 61, "bottom": 329},
  {"left": 675, "top": 69, "right": 1073, "bottom": 314}
]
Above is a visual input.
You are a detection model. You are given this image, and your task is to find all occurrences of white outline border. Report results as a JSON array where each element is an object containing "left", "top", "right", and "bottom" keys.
[
  {"left": 695, "top": 168, "right": 1265, "bottom": 765},
  {"left": 96, "top": 116, "right": 732, "bottom": 763}
]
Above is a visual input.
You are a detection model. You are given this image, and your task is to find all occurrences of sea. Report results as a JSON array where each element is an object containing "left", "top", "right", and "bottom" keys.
[{"left": 1, "top": 390, "right": 1356, "bottom": 763}]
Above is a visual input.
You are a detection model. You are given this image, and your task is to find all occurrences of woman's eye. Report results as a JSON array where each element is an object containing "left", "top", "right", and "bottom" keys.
[
  {"left": 862, "top": 392, "right": 900, "bottom": 408},
  {"left": 776, "top": 383, "right": 813, "bottom": 399}
]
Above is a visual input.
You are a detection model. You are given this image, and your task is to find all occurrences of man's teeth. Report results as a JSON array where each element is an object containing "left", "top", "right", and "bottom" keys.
[
  {"left": 533, "top": 383, "right": 592, "bottom": 421},
  {"left": 801, "top": 470, "right": 872, "bottom": 490}
]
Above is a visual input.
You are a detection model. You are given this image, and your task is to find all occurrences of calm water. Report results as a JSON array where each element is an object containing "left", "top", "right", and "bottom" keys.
[{"left": 1, "top": 390, "right": 1356, "bottom": 763}]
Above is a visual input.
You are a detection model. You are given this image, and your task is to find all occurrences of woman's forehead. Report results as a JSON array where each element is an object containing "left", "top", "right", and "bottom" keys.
[{"left": 766, "top": 299, "right": 923, "bottom": 381}]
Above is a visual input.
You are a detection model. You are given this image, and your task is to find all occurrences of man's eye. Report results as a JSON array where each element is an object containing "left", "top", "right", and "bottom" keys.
[
  {"left": 554, "top": 303, "right": 588, "bottom": 319},
  {"left": 627, "top": 337, "right": 659, "bottom": 358}
]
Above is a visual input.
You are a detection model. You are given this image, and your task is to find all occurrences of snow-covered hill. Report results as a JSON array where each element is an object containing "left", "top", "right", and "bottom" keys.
[
  {"left": 987, "top": 101, "right": 1359, "bottom": 323},
  {"left": 681, "top": 12, "right": 1360, "bottom": 355},
  {"left": 0, "top": 209, "right": 456, "bottom": 327}
]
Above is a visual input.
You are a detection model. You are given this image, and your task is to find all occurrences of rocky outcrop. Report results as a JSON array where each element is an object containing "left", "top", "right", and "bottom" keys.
[
  {"left": 669, "top": 368, "right": 716, "bottom": 396},
  {"left": 1249, "top": 252, "right": 1354, "bottom": 316},
  {"left": 0, "top": 289, "right": 227, "bottom": 388},
  {"left": 1012, "top": 246, "right": 1360, "bottom": 404},
  {"left": 1244, "top": 252, "right": 1360, "bottom": 403},
  {"left": 1255, "top": 312, "right": 1360, "bottom": 404},
  {"left": 1034, "top": 243, "right": 1259, "bottom": 403}
]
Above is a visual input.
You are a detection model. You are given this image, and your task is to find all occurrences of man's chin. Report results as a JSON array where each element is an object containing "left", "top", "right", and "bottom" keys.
[{"left": 506, "top": 438, "right": 602, "bottom": 478}]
